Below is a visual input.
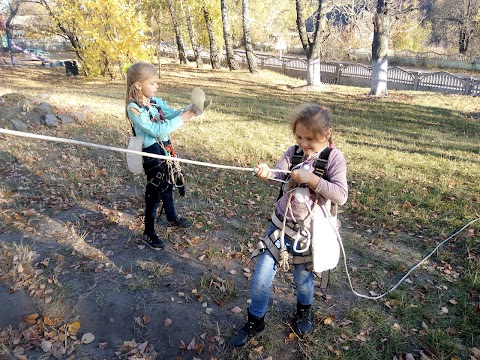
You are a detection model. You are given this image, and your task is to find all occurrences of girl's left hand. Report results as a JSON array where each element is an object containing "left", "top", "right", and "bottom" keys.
[
  {"left": 180, "top": 110, "right": 195, "bottom": 122},
  {"left": 254, "top": 163, "right": 273, "bottom": 180},
  {"left": 290, "top": 169, "right": 313, "bottom": 184}
]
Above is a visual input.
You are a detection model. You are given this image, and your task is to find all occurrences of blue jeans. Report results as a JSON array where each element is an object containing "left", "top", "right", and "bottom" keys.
[{"left": 249, "top": 223, "right": 314, "bottom": 318}]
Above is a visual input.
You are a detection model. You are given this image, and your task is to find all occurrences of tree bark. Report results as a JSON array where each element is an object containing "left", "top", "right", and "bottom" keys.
[
  {"left": 295, "top": 0, "right": 326, "bottom": 86},
  {"left": 458, "top": 25, "right": 473, "bottom": 54},
  {"left": 39, "top": 0, "right": 84, "bottom": 70},
  {"left": 370, "top": 0, "right": 390, "bottom": 96},
  {"left": 242, "top": 0, "right": 258, "bottom": 73},
  {"left": 166, "top": 0, "right": 187, "bottom": 64},
  {"left": 203, "top": 6, "right": 221, "bottom": 69},
  {"left": 183, "top": 3, "right": 203, "bottom": 67},
  {"left": 221, "top": 0, "right": 239, "bottom": 70},
  {"left": 4, "top": 1, "right": 21, "bottom": 41}
]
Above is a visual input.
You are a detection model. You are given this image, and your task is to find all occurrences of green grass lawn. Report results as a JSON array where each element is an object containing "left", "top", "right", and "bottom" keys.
[{"left": 0, "top": 59, "right": 479, "bottom": 360}]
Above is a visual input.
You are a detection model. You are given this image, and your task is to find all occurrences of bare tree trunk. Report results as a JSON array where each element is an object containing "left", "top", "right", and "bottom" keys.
[
  {"left": 166, "top": 0, "right": 187, "bottom": 64},
  {"left": 203, "top": 6, "right": 221, "bottom": 69},
  {"left": 370, "top": 0, "right": 390, "bottom": 96},
  {"left": 221, "top": 0, "right": 239, "bottom": 70},
  {"left": 242, "top": 0, "right": 258, "bottom": 73},
  {"left": 458, "top": 25, "right": 472, "bottom": 54},
  {"left": 40, "top": 0, "right": 84, "bottom": 72},
  {"left": 183, "top": 2, "right": 203, "bottom": 67},
  {"left": 4, "top": 2, "right": 21, "bottom": 41},
  {"left": 295, "top": 0, "right": 326, "bottom": 86}
]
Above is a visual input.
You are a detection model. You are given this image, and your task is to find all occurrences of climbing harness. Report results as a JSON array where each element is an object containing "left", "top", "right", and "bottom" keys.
[
  {"left": 252, "top": 146, "right": 337, "bottom": 288},
  {"left": 127, "top": 99, "right": 187, "bottom": 194}
]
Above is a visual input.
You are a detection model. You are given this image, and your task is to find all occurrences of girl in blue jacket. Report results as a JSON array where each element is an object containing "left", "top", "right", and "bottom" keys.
[{"left": 126, "top": 61, "right": 195, "bottom": 250}]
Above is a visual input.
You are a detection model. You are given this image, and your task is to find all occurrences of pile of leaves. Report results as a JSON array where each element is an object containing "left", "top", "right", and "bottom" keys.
[{"left": 0, "top": 313, "right": 94, "bottom": 359}]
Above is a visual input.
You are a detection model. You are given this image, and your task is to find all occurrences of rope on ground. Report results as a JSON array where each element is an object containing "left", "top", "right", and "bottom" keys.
[
  {"left": 330, "top": 215, "right": 480, "bottom": 301},
  {"left": 0, "top": 128, "right": 290, "bottom": 175}
]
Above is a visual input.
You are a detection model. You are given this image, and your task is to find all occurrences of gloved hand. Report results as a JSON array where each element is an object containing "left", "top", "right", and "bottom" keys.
[{"left": 184, "top": 87, "right": 212, "bottom": 116}]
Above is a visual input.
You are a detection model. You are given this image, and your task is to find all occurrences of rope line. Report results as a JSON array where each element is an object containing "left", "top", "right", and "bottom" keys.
[
  {"left": 0, "top": 128, "right": 290, "bottom": 174},
  {"left": 330, "top": 215, "right": 479, "bottom": 300},
  {"left": 2, "top": 128, "right": 478, "bottom": 300}
]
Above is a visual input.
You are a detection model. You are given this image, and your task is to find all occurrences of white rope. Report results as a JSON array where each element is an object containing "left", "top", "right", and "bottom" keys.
[
  {"left": 278, "top": 192, "right": 294, "bottom": 272},
  {"left": 3, "top": 128, "right": 476, "bottom": 300},
  {"left": 0, "top": 128, "right": 290, "bottom": 175},
  {"left": 325, "top": 210, "right": 480, "bottom": 301}
]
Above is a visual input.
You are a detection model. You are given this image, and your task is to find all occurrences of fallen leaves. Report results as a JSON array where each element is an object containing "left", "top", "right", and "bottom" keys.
[
  {"left": 0, "top": 313, "right": 95, "bottom": 359},
  {"left": 231, "top": 306, "right": 243, "bottom": 314},
  {"left": 115, "top": 339, "right": 156, "bottom": 359},
  {"left": 81, "top": 333, "right": 95, "bottom": 344},
  {"left": 178, "top": 332, "right": 223, "bottom": 357}
]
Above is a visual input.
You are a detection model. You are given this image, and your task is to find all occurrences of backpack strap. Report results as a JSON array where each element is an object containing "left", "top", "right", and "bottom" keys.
[
  {"left": 126, "top": 100, "right": 137, "bottom": 137},
  {"left": 313, "top": 147, "right": 333, "bottom": 179},
  {"left": 314, "top": 146, "right": 334, "bottom": 289},
  {"left": 291, "top": 145, "right": 304, "bottom": 169}
]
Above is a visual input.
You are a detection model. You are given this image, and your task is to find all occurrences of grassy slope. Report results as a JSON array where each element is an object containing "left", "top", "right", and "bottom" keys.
[{"left": 0, "top": 59, "right": 479, "bottom": 360}]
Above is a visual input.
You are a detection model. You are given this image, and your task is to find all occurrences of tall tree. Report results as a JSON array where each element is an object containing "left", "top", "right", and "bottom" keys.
[
  {"left": 242, "top": 0, "right": 258, "bottom": 73},
  {"left": 39, "top": 0, "right": 151, "bottom": 77},
  {"left": 3, "top": 0, "right": 23, "bottom": 40},
  {"left": 221, "top": 0, "right": 239, "bottom": 70},
  {"left": 166, "top": 0, "right": 188, "bottom": 64},
  {"left": 432, "top": 0, "right": 480, "bottom": 54},
  {"left": 370, "top": 0, "right": 418, "bottom": 96},
  {"left": 370, "top": 0, "right": 390, "bottom": 95},
  {"left": 295, "top": 0, "right": 328, "bottom": 86},
  {"left": 202, "top": 4, "right": 221, "bottom": 69},
  {"left": 181, "top": 0, "right": 203, "bottom": 67}
]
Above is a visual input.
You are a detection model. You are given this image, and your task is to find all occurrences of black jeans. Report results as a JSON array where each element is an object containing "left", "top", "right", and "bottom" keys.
[{"left": 143, "top": 143, "right": 177, "bottom": 235}]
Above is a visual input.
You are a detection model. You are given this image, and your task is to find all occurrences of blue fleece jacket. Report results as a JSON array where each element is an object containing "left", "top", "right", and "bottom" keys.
[{"left": 127, "top": 97, "right": 184, "bottom": 148}]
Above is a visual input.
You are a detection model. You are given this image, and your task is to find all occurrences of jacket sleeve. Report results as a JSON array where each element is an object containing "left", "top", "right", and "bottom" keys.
[
  {"left": 153, "top": 97, "right": 183, "bottom": 120},
  {"left": 314, "top": 149, "right": 348, "bottom": 205},
  {"left": 127, "top": 102, "right": 184, "bottom": 139}
]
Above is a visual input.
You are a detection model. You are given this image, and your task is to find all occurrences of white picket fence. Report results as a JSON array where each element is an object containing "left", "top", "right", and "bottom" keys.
[{"left": 161, "top": 47, "right": 480, "bottom": 96}]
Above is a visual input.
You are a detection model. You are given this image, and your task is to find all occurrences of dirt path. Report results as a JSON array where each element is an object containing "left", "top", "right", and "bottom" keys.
[{"left": 0, "top": 69, "right": 380, "bottom": 360}]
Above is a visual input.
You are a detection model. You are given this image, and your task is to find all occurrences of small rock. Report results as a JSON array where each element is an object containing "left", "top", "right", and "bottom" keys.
[
  {"left": 71, "top": 111, "right": 87, "bottom": 123},
  {"left": 10, "top": 118, "right": 28, "bottom": 132},
  {"left": 33, "top": 102, "right": 53, "bottom": 116},
  {"left": 24, "top": 111, "right": 42, "bottom": 125},
  {"left": 58, "top": 114, "right": 74, "bottom": 124},
  {"left": 45, "top": 114, "right": 59, "bottom": 127}
]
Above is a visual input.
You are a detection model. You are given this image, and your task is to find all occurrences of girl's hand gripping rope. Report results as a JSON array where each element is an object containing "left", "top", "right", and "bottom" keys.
[
  {"left": 253, "top": 163, "right": 273, "bottom": 180},
  {"left": 253, "top": 164, "right": 290, "bottom": 184}
]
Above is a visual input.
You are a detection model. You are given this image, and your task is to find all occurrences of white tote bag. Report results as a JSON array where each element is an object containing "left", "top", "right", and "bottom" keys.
[
  {"left": 311, "top": 202, "right": 341, "bottom": 273},
  {"left": 126, "top": 136, "right": 144, "bottom": 175}
]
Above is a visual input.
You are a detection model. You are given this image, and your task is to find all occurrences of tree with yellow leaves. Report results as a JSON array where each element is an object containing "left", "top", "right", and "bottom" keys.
[{"left": 40, "top": 0, "right": 153, "bottom": 77}]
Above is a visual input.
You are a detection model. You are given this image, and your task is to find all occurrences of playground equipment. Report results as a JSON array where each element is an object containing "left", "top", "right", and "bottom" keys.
[
  {"left": 0, "top": 14, "right": 13, "bottom": 65},
  {"left": 1, "top": 13, "right": 76, "bottom": 74}
]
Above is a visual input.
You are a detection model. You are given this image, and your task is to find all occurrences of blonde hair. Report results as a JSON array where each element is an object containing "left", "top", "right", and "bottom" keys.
[
  {"left": 290, "top": 103, "right": 333, "bottom": 147},
  {"left": 125, "top": 61, "right": 157, "bottom": 111}
]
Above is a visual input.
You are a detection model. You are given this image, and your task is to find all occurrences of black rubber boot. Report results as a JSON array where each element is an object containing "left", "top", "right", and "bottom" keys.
[
  {"left": 295, "top": 302, "right": 313, "bottom": 335},
  {"left": 230, "top": 309, "right": 265, "bottom": 347}
]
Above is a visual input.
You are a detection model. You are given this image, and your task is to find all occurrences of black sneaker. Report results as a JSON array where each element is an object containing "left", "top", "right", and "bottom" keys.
[
  {"left": 142, "top": 233, "right": 165, "bottom": 250},
  {"left": 167, "top": 216, "right": 192, "bottom": 228}
]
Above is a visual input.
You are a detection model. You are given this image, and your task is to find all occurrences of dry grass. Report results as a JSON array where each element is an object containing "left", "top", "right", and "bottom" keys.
[{"left": 0, "top": 58, "right": 479, "bottom": 359}]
